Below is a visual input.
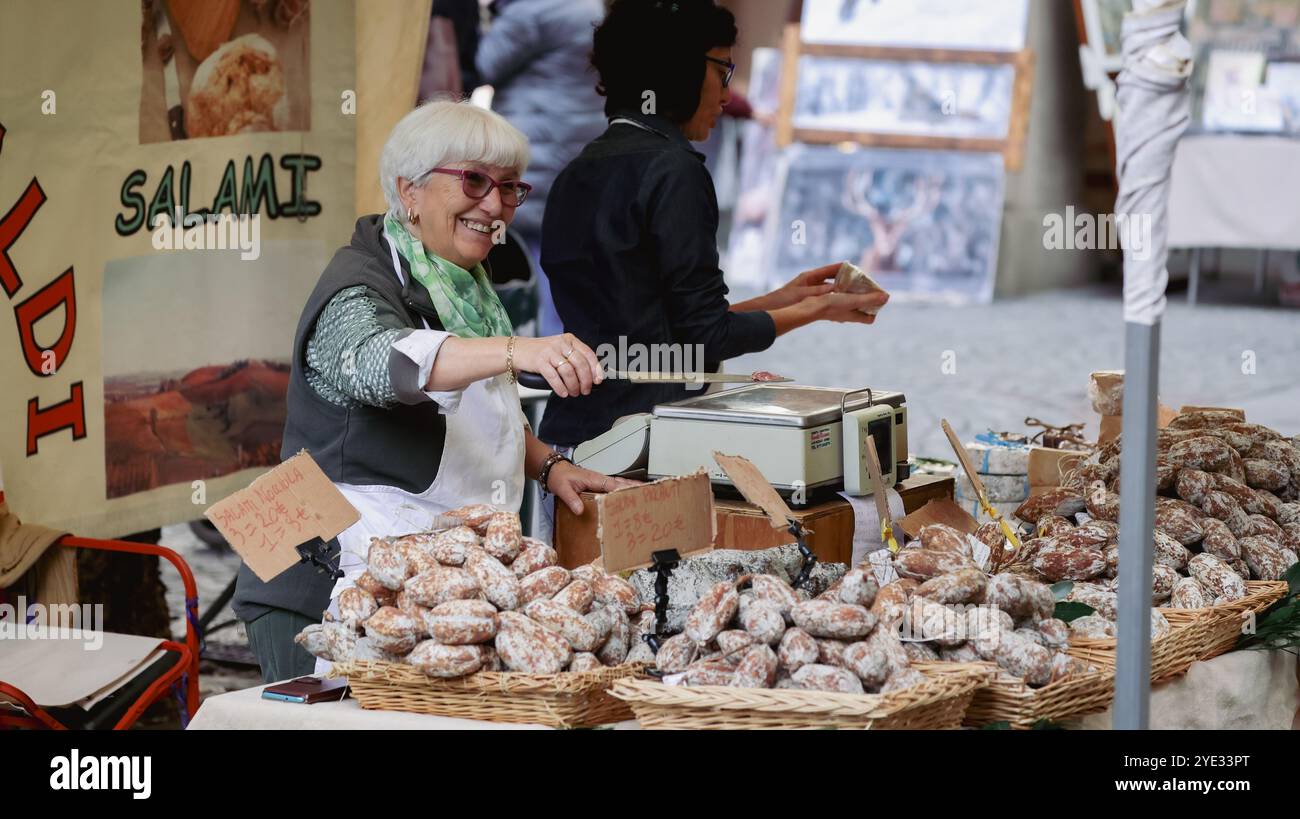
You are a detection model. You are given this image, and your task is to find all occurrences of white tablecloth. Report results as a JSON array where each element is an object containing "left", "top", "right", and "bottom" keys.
[
  {"left": 189, "top": 652, "right": 1298, "bottom": 730},
  {"left": 1070, "top": 649, "right": 1299, "bottom": 730},
  {"left": 1168, "top": 135, "right": 1300, "bottom": 250},
  {"left": 187, "top": 681, "right": 639, "bottom": 730}
]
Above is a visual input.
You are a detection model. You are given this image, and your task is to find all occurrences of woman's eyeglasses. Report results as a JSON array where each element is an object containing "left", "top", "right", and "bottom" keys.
[
  {"left": 420, "top": 168, "right": 532, "bottom": 206},
  {"left": 705, "top": 56, "right": 735, "bottom": 89}
]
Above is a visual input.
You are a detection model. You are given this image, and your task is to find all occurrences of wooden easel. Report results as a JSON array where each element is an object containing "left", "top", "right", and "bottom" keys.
[{"left": 1072, "top": 0, "right": 1120, "bottom": 183}]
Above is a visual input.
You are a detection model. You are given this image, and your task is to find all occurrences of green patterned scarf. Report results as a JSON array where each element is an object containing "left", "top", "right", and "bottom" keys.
[{"left": 383, "top": 214, "right": 514, "bottom": 338}]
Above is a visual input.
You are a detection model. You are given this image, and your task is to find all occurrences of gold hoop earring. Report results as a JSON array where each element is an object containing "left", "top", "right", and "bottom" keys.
[{"left": 406, "top": 207, "right": 419, "bottom": 224}]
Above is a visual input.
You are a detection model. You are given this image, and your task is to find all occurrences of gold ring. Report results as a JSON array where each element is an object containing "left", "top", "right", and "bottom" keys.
[{"left": 562, "top": 348, "right": 574, "bottom": 359}]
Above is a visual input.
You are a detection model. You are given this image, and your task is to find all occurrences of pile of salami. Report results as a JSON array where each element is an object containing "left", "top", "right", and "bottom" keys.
[
  {"left": 991, "top": 410, "right": 1300, "bottom": 637},
  {"left": 654, "top": 532, "right": 1101, "bottom": 693},
  {"left": 654, "top": 569, "right": 930, "bottom": 694},
  {"left": 295, "top": 505, "right": 655, "bottom": 677}
]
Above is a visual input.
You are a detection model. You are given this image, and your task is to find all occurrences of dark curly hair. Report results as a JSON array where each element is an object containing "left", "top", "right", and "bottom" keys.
[{"left": 591, "top": 0, "right": 738, "bottom": 123}]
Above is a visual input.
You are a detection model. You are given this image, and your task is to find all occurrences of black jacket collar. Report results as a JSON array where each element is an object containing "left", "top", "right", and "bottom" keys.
[{"left": 608, "top": 109, "right": 705, "bottom": 161}]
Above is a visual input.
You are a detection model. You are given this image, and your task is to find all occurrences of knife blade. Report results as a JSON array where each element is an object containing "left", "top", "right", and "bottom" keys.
[
  {"left": 153, "top": 1, "right": 187, "bottom": 140},
  {"left": 515, "top": 371, "right": 791, "bottom": 390},
  {"left": 614, "top": 371, "right": 792, "bottom": 384}
]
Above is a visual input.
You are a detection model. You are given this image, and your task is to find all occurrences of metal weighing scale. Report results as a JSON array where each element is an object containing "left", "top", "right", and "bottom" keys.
[{"left": 573, "top": 385, "right": 908, "bottom": 503}]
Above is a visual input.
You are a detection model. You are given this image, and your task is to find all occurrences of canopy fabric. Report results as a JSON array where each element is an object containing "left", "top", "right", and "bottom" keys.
[{"left": 1114, "top": 0, "right": 1193, "bottom": 326}]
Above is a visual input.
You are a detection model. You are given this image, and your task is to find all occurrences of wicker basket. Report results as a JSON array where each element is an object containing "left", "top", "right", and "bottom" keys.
[
  {"left": 328, "top": 660, "right": 647, "bottom": 728},
  {"left": 1161, "top": 580, "right": 1289, "bottom": 661},
  {"left": 917, "top": 661, "right": 1115, "bottom": 729},
  {"left": 608, "top": 664, "right": 990, "bottom": 730},
  {"left": 1066, "top": 611, "right": 1212, "bottom": 685},
  {"left": 1065, "top": 580, "right": 1290, "bottom": 680}
]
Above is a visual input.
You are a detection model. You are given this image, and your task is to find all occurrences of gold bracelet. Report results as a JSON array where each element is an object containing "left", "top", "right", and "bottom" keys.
[{"left": 505, "top": 336, "right": 517, "bottom": 384}]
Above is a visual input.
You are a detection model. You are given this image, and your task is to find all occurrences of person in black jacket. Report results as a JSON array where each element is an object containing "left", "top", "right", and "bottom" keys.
[{"left": 538, "top": 0, "right": 888, "bottom": 453}]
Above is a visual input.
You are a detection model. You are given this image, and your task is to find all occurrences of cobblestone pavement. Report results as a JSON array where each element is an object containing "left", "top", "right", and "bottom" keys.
[{"left": 730, "top": 283, "right": 1299, "bottom": 459}]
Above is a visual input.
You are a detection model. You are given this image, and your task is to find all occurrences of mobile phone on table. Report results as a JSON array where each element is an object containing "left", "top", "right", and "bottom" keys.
[{"left": 261, "top": 675, "right": 349, "bottom": 704}]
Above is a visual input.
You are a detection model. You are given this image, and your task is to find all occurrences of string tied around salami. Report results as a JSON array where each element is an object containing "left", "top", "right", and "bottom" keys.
[{"left": 1024, "top": 416, "right": 1091, "bottom": 450}]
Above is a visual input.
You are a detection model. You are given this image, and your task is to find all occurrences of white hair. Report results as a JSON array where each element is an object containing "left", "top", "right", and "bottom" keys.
[{"left": 379, "top": 99, "right": 530, "bottom": 220}]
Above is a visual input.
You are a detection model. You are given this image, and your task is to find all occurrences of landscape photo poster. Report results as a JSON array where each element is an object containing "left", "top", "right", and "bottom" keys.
[
  {"left": 0, "top": 0, "right": 356, "bottom": 538},
  {"left": 764, "top": 146, "right": 1005, "bottom": 305}
]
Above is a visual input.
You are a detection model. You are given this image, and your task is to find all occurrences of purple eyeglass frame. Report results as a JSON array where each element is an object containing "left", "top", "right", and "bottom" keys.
[{"left": 420, "top": 167, "right": 532, "bottom": 206}]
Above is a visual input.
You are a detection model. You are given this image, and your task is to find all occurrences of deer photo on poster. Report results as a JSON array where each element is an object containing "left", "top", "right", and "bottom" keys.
[{"left": 763, "top": 145, "right": 1005, "bottom": 305}]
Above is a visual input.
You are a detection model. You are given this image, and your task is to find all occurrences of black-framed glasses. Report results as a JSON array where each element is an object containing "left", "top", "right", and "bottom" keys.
[
  {"left": 420, "top": 167, "right": 532, "bottom": 206},
  {"left": 705, "top": 55, "right": 735, "bottom": 89}
]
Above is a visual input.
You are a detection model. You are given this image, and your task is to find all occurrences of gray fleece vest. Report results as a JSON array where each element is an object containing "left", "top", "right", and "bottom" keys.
[{"left": 233, "top": 215, "right": 449, "bottom": 621}]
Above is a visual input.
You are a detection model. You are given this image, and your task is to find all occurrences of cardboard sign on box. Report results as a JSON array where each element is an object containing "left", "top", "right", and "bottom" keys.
[
  {"left": 595, "top": 470, "right": 715, "bottom": 573},
  {"left": 205, "top": 451, "right": 359, "bottom": 582}
]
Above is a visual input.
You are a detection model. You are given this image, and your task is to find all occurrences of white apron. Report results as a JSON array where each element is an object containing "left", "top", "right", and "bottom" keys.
[{"left": 315, "top": 236, "right": 526, "bottom": 673}]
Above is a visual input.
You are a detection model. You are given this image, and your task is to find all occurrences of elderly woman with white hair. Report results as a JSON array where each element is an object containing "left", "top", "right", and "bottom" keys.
[{"left": 232, "top": 99, "right": 631, "bottom": 682}]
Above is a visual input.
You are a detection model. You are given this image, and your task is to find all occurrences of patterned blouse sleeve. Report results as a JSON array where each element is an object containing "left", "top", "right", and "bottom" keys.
[{"left": 306, "top": 285, "right": 461, "bottom": 411}]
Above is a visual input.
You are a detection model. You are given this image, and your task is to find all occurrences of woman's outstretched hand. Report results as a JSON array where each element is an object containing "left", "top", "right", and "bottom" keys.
[
  {"left": 805, "top": 290, "right": 890, "bottom": 324},
  {"left": 762, "top": 262, "right": 842, "bottom": 310}
]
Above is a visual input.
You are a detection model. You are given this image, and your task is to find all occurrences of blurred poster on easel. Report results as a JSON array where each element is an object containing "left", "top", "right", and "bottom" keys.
[
  {"left": 764, "top": 146, "right": 1005, "bottom": 305},
  {"left": 799, "top": 0, "right": 1028, "bottom": 51}
]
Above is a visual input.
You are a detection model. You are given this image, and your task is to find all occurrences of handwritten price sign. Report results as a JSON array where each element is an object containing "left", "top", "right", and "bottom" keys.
[
  {"left": 204, "top": 451, "right": 359, "bottom": 581},
  {"left": 595, "top": 469, "right": 714, "bottom": 573}
]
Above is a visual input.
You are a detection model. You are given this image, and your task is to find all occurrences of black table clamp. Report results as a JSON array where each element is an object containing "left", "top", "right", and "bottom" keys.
[
  {"left": 296, "top": 536, "right": 344, "bottom": 580},
  {"left": 788, "top": 518, "right": 817, "bottom": 590},
  {"left": 641, "top": 548, "right": 680, "bottom": 654}
]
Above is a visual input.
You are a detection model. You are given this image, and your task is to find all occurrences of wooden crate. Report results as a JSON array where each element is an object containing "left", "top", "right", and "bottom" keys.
[{"left": 554, "top": 474, "right": 954, "bottom": 569}]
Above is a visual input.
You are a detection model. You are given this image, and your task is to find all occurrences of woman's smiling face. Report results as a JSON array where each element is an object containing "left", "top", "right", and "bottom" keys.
[{"left": 400, "top": 161, "right": 520, "bottom": 269}]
